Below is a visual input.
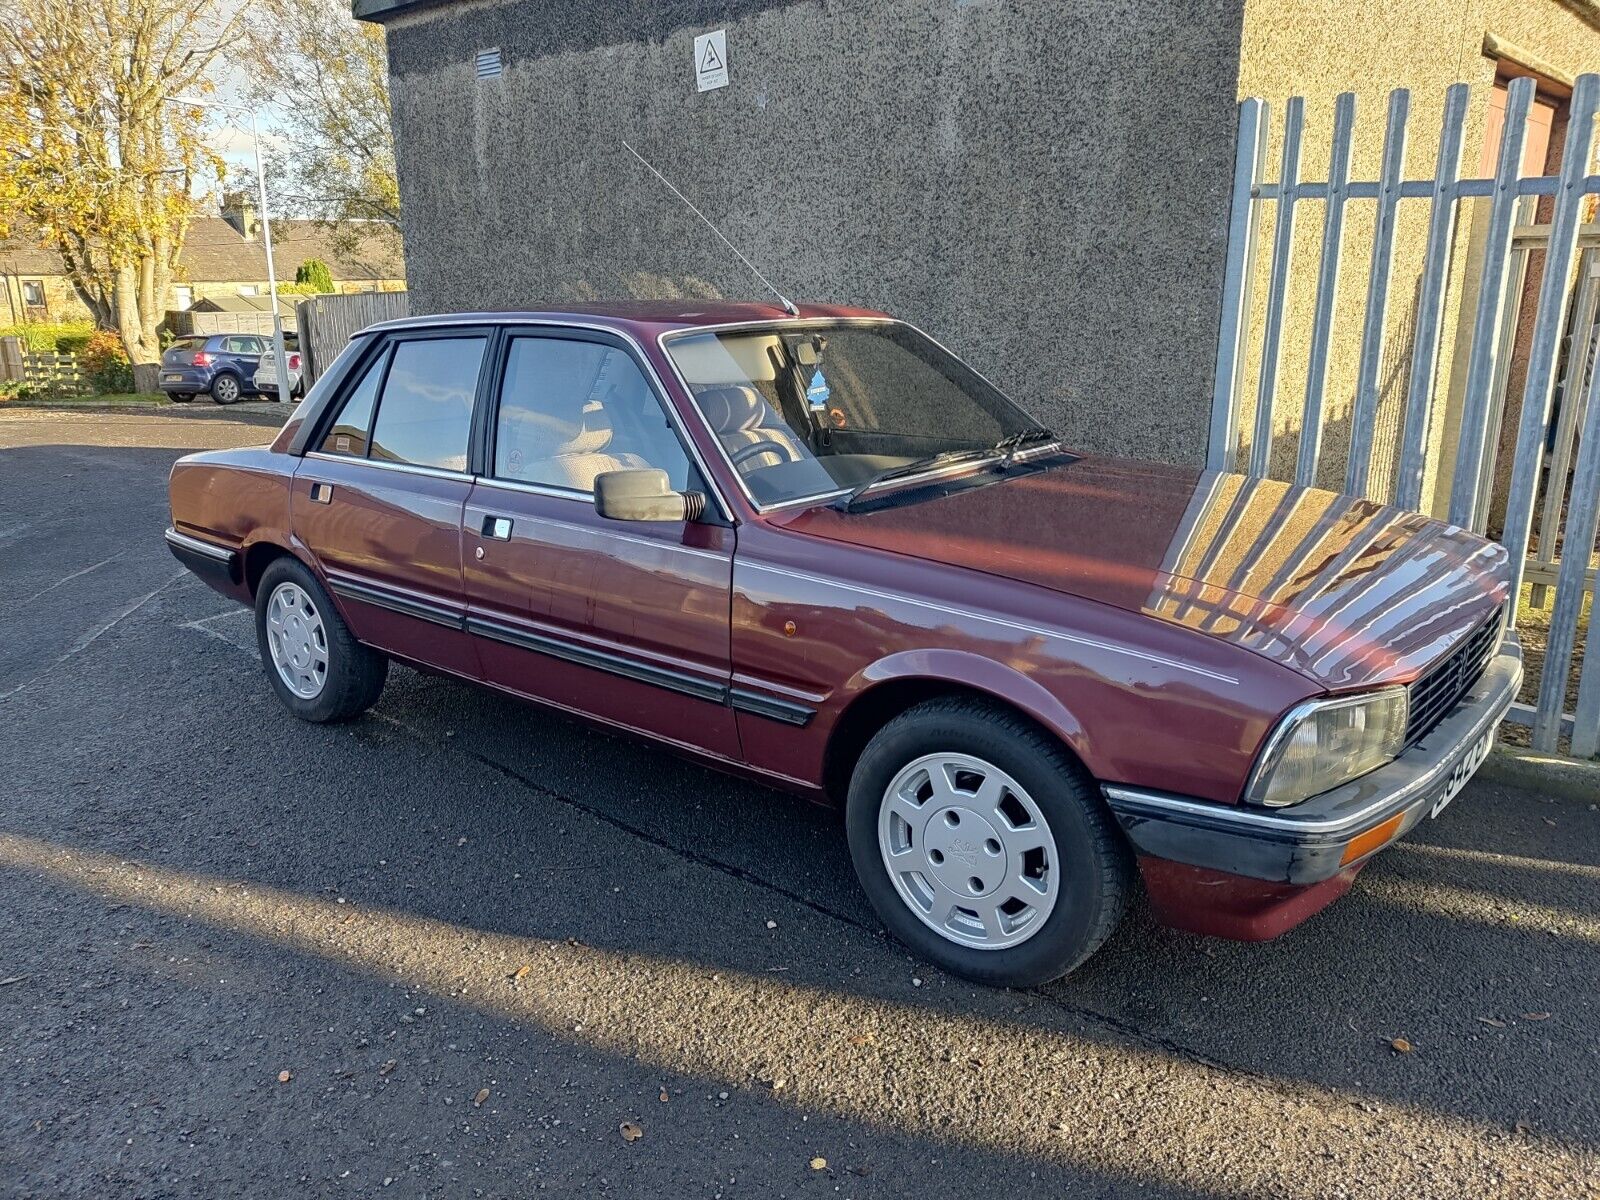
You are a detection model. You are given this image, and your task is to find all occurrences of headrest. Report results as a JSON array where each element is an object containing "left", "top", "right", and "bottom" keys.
[
  {"left": 698, "top": 385, "right": 766, "bottom": 433},
  {"left": 552, "top": 399, "right": 613, "bottom": 456}
]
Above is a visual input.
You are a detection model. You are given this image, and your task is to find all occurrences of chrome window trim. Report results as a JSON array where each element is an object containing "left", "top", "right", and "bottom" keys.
[
  {"left": 469, "top": 477, "right": 730, "bottom": 562},
  {"left": 739, "top": 561, "right": 1239, "bottom": 685},
  {"left": 655, "top": 317, "right": 1060, "bottom": 515},
  {"left": 304, "top": 450, "right": 474, "bottom": 483},
  {"left": 335, "top": 315, "right": 731, "bottom": 522}
]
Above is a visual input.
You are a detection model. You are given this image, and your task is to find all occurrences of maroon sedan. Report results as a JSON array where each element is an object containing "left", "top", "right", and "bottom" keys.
[{"left": 166, "top": 303, "right": 1520, "bottom": 985}]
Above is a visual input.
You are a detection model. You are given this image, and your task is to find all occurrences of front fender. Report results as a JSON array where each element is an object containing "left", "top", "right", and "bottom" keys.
[{"left": 844, "top": 648, "right": 1098, "bottom": 775}]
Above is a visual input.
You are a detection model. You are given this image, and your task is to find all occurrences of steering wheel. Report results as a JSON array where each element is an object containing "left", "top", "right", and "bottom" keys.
[{"left": 729, "top": 439, "right": 796, "bottom": 469}]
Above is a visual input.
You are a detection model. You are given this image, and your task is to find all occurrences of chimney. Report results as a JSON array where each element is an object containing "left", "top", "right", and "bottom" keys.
[{"left": 221, "top": 191, "right": 258, "bottom": 240}]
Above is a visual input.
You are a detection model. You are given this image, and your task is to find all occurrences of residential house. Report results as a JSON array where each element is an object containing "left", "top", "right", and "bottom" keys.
[{"left": 0, "top": 193, "right": 406, "bottom": 327}]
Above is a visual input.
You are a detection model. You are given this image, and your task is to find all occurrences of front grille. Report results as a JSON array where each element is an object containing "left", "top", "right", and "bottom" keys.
[{"left": 1404, "top": 606, "right": 1502, "bottom": 748}]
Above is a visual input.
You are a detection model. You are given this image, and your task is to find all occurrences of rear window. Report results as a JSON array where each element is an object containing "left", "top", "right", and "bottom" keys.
[
  {"left": 170, "top": 336, "right": 207, "bottom": 353},
  {"left": 367, "top": 337, "right": 484, "bottom": 471}
]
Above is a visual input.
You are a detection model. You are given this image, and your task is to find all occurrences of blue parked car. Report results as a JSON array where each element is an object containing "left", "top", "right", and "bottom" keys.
[{"left": 160, "top": 333, "right": 270, "bottom": 405}]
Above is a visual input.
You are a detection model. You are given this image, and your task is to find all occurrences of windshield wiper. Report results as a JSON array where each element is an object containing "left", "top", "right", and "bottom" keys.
[
  {"left": 995, "top": 426, "right": 1056, "bottom": 468},
  {"left": 833, "top": 426, "right": 1058, "bottom": 512}
]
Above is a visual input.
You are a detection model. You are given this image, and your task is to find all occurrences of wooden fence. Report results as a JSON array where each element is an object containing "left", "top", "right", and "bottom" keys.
[
  {"left": 296, "top": 291, "right": 410, "bottom": 387},
  {"left": 18, "top": 349, "right": 86, "bottom": 396}
]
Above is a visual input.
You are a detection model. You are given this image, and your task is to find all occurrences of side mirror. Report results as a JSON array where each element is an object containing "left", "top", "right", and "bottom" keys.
[{"left": 593, "top": 469, "right": 707, "bottom": 523}]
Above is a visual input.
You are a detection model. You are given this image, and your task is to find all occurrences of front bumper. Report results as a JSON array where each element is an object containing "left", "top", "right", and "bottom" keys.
[{"left": 1103, "top": 637, "right": 1523, "bottom": 889}]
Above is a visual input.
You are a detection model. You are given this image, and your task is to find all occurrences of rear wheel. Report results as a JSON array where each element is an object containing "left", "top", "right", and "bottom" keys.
[
  {"left": 165, "top": 392, "right": 192, "bottom": 403},
  {"left": 209, "top": 372, "right": 242, "bottom": 405},
  {"left": 845, "top": 698, "right": 1132, "bottom": 987},
  {"left": 255, "top": 557, "right": 387, "bottom": 722}
]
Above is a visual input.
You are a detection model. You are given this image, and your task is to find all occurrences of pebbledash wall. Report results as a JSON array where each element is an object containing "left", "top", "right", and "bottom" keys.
[
  {"left": 356, "top": 0, "right": 1600, "bottom": 474},
  {"left": 356, "top": 0, "right": 1247, "bottom": 466}
]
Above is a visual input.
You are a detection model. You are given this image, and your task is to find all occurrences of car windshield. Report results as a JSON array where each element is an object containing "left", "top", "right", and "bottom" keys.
[{"left": 665, "top": 321, "right": 1048, "bottom": 507}]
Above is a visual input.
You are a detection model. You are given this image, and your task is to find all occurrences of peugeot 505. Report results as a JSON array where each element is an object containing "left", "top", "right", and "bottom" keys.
[{"left": 165, "top": 303, "right": 1519, "bottom": 985}]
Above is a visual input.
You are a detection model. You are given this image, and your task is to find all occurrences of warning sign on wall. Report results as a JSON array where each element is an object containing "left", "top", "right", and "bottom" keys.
[{"left": 694, "top": 29, "right": 728, "bottom": 92}]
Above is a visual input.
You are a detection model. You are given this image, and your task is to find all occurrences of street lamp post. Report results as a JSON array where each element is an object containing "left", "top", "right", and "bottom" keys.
[{"left": 168, "top": 97, "right": 290, "bottom": 405}]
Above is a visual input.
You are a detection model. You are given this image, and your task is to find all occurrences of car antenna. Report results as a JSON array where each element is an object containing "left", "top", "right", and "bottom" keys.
[{"left": 620, "top": 139, "right": 800, "bottom": 317}]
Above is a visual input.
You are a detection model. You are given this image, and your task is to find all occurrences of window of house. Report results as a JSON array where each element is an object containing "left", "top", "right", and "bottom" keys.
[
  {"left": 21, "top": 280, "right": 45, "bottom": 308},
  {"left": 367, "top": 337, "right": 485, "bottom": 471},
  {"left": 319, "top": 349, "right": 387, "bottom": 457},
  {"left": 238, "top": 284, "right": 259, "bottom": 297},
  {"left": 173, "top": 285, "right": 193, "bottom": 310},
  {"left": 493, "top": 337, "right": 693, "bottom": 493}
]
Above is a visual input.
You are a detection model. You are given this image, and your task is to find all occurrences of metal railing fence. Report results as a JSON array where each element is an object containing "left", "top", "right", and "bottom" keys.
[{"left": 1210, "top": 75, "right": 1600, "bottom": 757}]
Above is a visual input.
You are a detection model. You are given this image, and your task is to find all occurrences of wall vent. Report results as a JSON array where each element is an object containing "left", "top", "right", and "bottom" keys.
[{"left": 475, "top": 48, "right": 503, "bottom": 79}]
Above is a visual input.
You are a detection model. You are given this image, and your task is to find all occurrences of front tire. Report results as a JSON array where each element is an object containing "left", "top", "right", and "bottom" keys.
[
  {"left": 209, "top": 372, "right": 242, "bottom": 405},
  {"left": 255, "top": 557, "right": 387, "bottom": 722},
  {"left": 845, "top": 698, "right": 1132, "bottom": 987}
]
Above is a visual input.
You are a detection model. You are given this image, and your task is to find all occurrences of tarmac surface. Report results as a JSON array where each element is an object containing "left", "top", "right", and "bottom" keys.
[{"left": 1, "top": 403, "right": 1595, "bottom": 1198}]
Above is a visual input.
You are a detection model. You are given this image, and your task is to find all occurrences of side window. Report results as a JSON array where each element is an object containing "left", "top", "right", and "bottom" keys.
[
  {"left": 368, "top": 337, "right": 484, "bottom": 471},
  {"left": 494, "top": 337, "right": 692, "bottom": 492},
  {"left": 318, "top": 349, "right": 386, "bottom": 456}
]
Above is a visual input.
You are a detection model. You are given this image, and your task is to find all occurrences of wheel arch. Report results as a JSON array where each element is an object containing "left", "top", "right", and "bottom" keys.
[{"left": 821, "top": 650, "right": 1098, "bottom": 805}]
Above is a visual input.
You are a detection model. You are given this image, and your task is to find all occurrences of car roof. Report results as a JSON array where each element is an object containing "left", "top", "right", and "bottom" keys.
[{"left": 360, "top": 300, "right": 892, "bottom": 339}]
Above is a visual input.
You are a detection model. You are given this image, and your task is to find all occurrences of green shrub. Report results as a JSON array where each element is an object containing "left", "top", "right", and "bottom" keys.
[
  {"left": 0, "top": 321, "right": 96, "bottom": 353},
  {"left": 55, "top": 332, "right": 94, "bottom": 354},
  {"left": 81, "top": 330, "right": 135, "bottom": 394},
  {"left": 294, "top": 258, "right": 334, "bottom": 293}
]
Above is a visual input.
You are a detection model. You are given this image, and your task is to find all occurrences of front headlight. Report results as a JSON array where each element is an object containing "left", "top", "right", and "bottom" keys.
[{"left": 1245, "top": 688, "right": 1409, "bottom": 808}]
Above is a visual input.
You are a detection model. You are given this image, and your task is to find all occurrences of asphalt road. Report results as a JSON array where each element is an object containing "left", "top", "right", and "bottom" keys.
[{"left": 1, "top": 403, "right": 1596, "bottom": 1199}]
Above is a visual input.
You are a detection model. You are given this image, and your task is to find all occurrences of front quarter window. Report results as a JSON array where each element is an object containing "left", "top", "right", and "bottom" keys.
[{"left": 667, "top": 322, "right": 1042, "bottom": 507}]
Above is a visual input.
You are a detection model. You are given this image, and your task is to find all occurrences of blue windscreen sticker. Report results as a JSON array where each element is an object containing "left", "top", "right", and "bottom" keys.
[{"left": 806, "top": 369, "right": 831, "bottom": 409}]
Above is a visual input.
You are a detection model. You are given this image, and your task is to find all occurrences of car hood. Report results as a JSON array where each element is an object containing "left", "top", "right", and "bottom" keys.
[{"left": 775, "top": 454, "right": 1510, "bottom": 690}]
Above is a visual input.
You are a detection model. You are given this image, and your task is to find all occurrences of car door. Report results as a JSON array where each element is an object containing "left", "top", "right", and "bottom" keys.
[
  {"left": 293, "top": 328, "right": 492, "bottom": 679},
  {"left": 225, "top": 335, "right": 264, "bottom": 381},
  {"left": 461, "top": 326, "right": 740, "bottom": 758}
]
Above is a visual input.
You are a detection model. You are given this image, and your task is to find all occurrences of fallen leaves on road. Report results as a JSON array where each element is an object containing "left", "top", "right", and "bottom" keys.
[
  {"left": 277, "top": 1070, "right": 292, "bottom": 1083},
  {"left": 809, "top": 1156, "right": 828, "bottom": 1171},
  {"left": 620, "top": 1122, "right": 643, "bottom": 1143},
  {"left": 0, "top": 975, "right": 27, "bottom": 986},
  {"left": 474, "top": 1088, "right": 490, "bottom": 1107},
  {"left": 1389, "top": 1038, "right": 1413, "bottom": 1054},
  {"left": 379, "top": 1060, "right": 397, "bottom": 1076},
  {"left": 1522, "top": 1012, "right": 1551, "bottom": 1021},
  {"left": 659, "top": 1089, "right": 669, "bottom": 1103},
  {"left": 511, "top": 964, "right": 531, "bottom": 982},
  {"left": 1477, "top": 1017, "right": 1507, "bottom": 1028}
]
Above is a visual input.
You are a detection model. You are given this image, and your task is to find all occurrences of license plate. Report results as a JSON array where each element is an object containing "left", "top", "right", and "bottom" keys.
[
  {"left": 163, "top": 373, "right": 182, "bottom": 382},
  {"left": 1431, "top": 730, "right": 1492, "bottom": 818}
]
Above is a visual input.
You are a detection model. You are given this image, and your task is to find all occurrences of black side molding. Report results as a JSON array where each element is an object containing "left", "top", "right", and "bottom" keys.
[
  {"left": 328, "top": 576, "right": 465, "bottom": 629},
  {"left": 730, "top": 687, "right": 816, "bottom": 727},
  {"left": 465, "top": 615, "right": 728, "bottom": 705}
]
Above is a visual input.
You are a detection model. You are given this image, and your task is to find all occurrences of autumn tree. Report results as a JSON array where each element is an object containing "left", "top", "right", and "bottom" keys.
[
  {"left": 0, "top": 0, "right": 241, "bottom": 364},
  {"left": 244, "top": 0, "right": 398, "bottom": 245}
]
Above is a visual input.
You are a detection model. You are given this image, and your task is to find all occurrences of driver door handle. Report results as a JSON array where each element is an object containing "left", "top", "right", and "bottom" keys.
[{"left": 482, "top": 515, "right": 513, "bottom": 540}]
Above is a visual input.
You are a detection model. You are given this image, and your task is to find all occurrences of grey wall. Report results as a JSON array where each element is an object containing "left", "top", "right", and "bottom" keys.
[{"left": 377, "top": 0, "right": 1246, "bottom": 465}]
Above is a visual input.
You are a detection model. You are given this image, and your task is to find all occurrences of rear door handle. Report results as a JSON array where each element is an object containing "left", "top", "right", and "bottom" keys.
[
  {"left": 309, "top": 482, "right": 334, "bottom": 504},
  {"left": 481, "top": 515, "right": 513, "bottom": 540}
]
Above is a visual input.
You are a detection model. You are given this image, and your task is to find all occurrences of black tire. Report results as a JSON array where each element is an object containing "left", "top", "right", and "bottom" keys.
[
  {"left": 209, "top": 372, "right": 243, "bottom": 405},
  {"left": 845, "top": 698, "right": 1132, "bottom": 987},
  {"left": 166, "top": 391, "right": 193, "bottom": 403},
  {"left": 255, "top": 556, "right": 387, "bottom": 722}
]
